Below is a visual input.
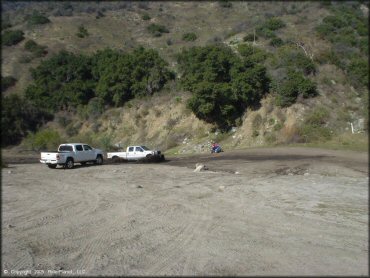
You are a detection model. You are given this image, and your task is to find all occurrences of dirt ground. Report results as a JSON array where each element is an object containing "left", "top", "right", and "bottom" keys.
[{"left": 1, "top": 147, "right": 368, "bottom": 276}]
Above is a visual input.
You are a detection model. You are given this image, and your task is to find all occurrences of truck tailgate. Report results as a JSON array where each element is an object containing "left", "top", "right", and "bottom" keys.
[{"left": 40, "top": 152, "right": 59, "bottom": 161}]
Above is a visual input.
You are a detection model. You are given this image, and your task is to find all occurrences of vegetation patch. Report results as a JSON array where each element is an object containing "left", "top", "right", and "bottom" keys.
[
  {"left": 177, "top": 45, "right": 270, "bottom": 129},
  {"left": 2, "top": 30, "right": 24, "bottom": 46},
  {"left": 182, "top": 32, "right": 197, "bottom": 42},
  {"left": 147, "top": 23, "right": 169, "bottom": 37},
  {"left": 25, "top": 11, "right": 50, "bottom": 26},
  {"left": 24, "top": 40, "right": 48, "bottom": 58},
  {"left": 2, "top": 94, "right": 53, "bottom": 146},
  {"left": 76, "top": 25, "right": 89, "bottom": 38},
  {"left": 1, "top": 76, "right": 17, "bottom": 92}
]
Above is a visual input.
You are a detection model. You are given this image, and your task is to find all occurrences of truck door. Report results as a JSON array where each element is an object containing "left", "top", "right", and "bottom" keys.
[
  {"left": 134, "top": 146, "right": 145, "bottom": 159},
  {"left": 83, "top": 144, "right": 95, "bottom": 161},
  {"left": 126, "top": 146, "right": 135, "bottom": 160},
  {"left": 75, "top": 144, "right": 85, "bottom": 162}
]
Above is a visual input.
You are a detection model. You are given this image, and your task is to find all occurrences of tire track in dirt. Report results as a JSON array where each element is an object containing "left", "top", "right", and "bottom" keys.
[{"left": 142, "top": 201, "right": 212, "bottom": 275}]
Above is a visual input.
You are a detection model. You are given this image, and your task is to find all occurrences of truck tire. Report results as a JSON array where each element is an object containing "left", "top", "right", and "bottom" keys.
[
  {"left": 112, "top": 156, "right": 120, "bottom": 163},
  {"left": 65, "top": 158, "right": 74, "bottom": 169},
  {"left": 95, "top": 155, "right": 103, "bottom": 165},
  {"left": 47, "top": 164, "right": 57, "bottom": 169}
]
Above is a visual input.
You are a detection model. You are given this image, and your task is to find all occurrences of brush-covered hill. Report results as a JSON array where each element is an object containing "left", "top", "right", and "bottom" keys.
[{"left": 1, "top": 1, "right": 368, "bottom": 155}]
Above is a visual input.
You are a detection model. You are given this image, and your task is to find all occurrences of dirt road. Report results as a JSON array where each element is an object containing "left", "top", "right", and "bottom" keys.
[{"left": 2, "top": 147, "right": 368, "bottom": 276}]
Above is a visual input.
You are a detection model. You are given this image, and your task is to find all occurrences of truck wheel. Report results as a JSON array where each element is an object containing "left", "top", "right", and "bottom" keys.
[
  {"left": 48, "top": 164, "right": 57, "bottom": 169},
  {"left": 112, "top": 156, "right": 119, "bottom": 163},
  {"left": 95, "top": 155, "right": 103, "bottom": 165},
  {"left": 65, "top": 158, "right": 74, "bottom": 169}
]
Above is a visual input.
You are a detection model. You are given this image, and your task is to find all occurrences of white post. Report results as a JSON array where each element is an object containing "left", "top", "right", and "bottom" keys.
[{"left": 350, "top": 122, "right": 354, "bottom": 134}]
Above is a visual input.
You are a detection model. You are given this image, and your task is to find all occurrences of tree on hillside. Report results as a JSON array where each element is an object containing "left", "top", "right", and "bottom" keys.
[
  {"left": 177, "top": 45, "right": 270, "bottom": 129},
  {"left": 25, "top": 50, "right": 95, "bottom": 110},
  {"left": 1, "top": 94, "right": 53, "bottom": 146}
]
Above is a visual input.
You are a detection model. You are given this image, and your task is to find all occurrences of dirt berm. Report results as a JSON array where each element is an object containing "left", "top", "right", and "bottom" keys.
[{"left": 2, "top": 147, "right": 368, "bottom": 275}]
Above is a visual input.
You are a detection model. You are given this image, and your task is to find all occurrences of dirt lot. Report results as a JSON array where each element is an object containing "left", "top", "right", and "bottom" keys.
[{"left": 2, "top": 147, "right": 368, "bottom": 276}]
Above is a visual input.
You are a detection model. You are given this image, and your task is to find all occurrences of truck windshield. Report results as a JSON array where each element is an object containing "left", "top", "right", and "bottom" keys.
[
  {"left": 59, "top": 145, "right": 73, "bottom": 152},
  {"left": 141, "top": 146, "right": 149, "bottom": 151}
]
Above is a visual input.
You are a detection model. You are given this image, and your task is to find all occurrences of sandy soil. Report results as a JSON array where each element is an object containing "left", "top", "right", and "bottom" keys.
[{"left": 1, "top": 147, "right": 368, "bottom": 276}]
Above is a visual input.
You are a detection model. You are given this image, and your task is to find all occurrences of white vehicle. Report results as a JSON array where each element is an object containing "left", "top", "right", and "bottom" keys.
[
  {"left": 107, "top": 145, "right": 164, "bottom": 162},
  {"left": 40, "top": 143, "right": 104, "bottom": 169}
]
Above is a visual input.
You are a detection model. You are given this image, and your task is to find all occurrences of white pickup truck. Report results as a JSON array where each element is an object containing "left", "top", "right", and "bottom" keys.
[
  {"left": 107, "top": 145, "right": 164, "bottom": 162},
  {"left": 40, "top": 143, "right": 104, "bottom": 169}
]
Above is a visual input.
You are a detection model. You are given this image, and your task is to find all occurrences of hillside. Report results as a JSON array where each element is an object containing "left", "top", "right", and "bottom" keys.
[{"left": 1, "top": 1, "right": 368, "bottom": 154}]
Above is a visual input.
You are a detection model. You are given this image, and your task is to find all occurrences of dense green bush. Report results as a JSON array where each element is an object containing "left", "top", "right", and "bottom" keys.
[
  {"left": 147, "top": 23, "right": 169, "bottom": 37},
  {"left": 2, "top": 30, "right": 24, "bottom": 46},
  {"left": 26, "top": 11, "right": 50, "bottom": 25},
  {"left": 264, "top": 18, "right": 286, "bottom": 31},
  {"left": 25, "top": 50, "right": 94, "bottom": 110},
  {"left": 182, "top": 32, "right": 197, "bottom": 42},
  {"left": 237, "top": 44, "right": 269, "bottom": 64},
  {"left": 1, "top": 94, "right": 53, "bottom": 146},
  {"left": 24, "top": 47, "right": 174, "bottom": 110},
  {"left": 1, "top": 76, "right": 17, "bottom": 92},
  {"left": 92, "top": 47, "right": 174, "bottom": 106},
  {"left": 177, "top": 45, "right": 269, "bottom": 129},
  {"left": 273, "top": 70, "right": 317, "bottom": 107}
]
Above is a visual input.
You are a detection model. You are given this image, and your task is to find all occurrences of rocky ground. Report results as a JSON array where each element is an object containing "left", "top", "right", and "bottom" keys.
[{"left": 1, "top": 147, "right": 368, "bottom": 276}]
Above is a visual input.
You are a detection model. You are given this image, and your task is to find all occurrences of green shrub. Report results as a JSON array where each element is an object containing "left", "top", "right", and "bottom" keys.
[
  {"left": 76, "top": 25, "right": 89, "bottom": 38},
  {"left": 306, "top": 107, "right": 330, "bottom": 126},
  {"left": 256, "top": 27, "right": 276, "bottom": 39},
  {"left": 298, "top": 107, "right": 332, "bottom": 142},
  {"left": 315, "top": 2, "right": 368, "bottom": 88},
  {"left": 274, "top": 70, "right": 317, "bottom": 107},
  {"left": 237, "top": 44, "right": 269, "bottom": 64},
  {"left": 18, "top": 54, "right": 33, "bottom": 64},
  {"left": 182, "top": 32, "right": 197, "bottom": 42},
  {"left": 264, "top": 18, "right": 286, "bottom": 31},
  {"left": 270, "top": 37, "right": 284, "bottom": 47},
  {"left": 24, "top": 40, "right": 48, "bottom": 57},
  {"left": 273, "top": 45, "right": 316, "bottom": 75},
  {"left": 243, "top": 33, "right": 257, "bottom": 42},
  {"left": 347, "top": 56, "right": 368, "bottom": 88},
  {"left": 1, "top": 76, "right": 17, "bottom": 92},
  {"left": 273, "top": 122, "right": 283, "bottom": 131},
  {"left": 142, "top": 13, "right": 151, "bottom": 20},
  {"left": 25, "top": 129, "right": 62, "bottom": 151},
  {"left": 147, "top": 23, "right": 169, "bottom": 37},
  {"left": 2, "top": 30, "right": 24, "bottom": 46},
  {"left": 26, "top": 11, "right": 50, "bottom": 25},
  {"left": 219, "top": 0, "right": 232, "bottom": 8}
]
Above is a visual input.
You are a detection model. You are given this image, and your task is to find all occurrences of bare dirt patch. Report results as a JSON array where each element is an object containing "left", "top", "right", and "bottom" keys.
[{"left": 2, "top": 147, "right": 368, "bottom": 275}]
